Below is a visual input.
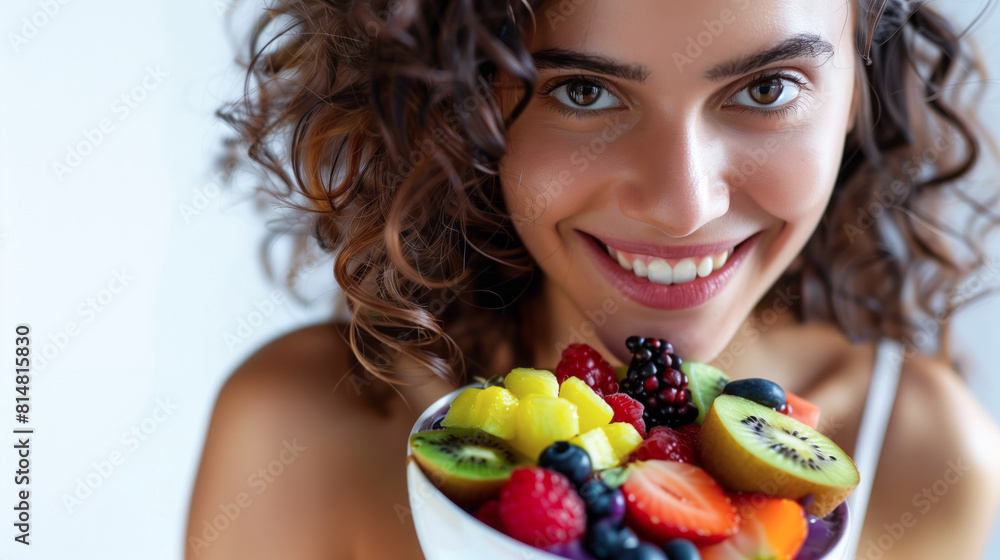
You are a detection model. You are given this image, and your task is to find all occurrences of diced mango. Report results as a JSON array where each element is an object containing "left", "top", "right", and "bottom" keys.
[
  {"left": 441, "top": 387, "right": 482, "bottom": 429},
  {"left": 570, "top": 428, "right": 620, "bottom": 470},
  {"left": 560, "top": 377, "right": 614, "bottom": 433},
  {"left": 473, "top": 386, "right": 519, "bottom": 439},
  {"left": 504, "top": 368, "right": 559, "bottom": 399},
  {"left": 603, "top": 422, "right": 644, "bottom": 463},
  {"left": 509, "top": 395, "right": 579, "bottom": 460},
  {"left": 440, "top": 386, "right": 519, "bottom": 440}
]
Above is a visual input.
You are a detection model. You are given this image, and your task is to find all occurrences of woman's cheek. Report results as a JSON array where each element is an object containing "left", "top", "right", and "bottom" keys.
[
  {"left": 500, "top": 126, "right": 595, "bottom": 242},
  {"left": 741, "top": 132, "right": 841, "bottom": 223},
  {"left": 500, "top": 143, "right": 569, "bottom": 249}
]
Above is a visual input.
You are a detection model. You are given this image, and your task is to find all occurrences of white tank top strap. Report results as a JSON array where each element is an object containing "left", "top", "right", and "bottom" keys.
[{"left": 843, "top": 337, "right": 905, "bottom": 559}]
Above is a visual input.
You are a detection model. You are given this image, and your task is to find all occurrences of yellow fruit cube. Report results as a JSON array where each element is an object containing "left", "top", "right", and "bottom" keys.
[
  {"left": 510, "top": 396, "right": 579, "bottom": 460},
  {"left": 570, "top": 428, "right": 620, "bottom": 470},
  {"left": 559, "top": 377, "right": 614, "bottom": 433},
  {"left": 603, "top": 422, "right": 644, "bottom": 463},
  {"left": 504, "top": 368, "right": 559, "bottom": 399},
  {"left": 440, "top": 386, "right": 519, "bottom": 440},
  {"left": 441, "top": 387, "right": 482, "bottom": 429},
  {"left": 473, "top": 386, "right": 519, "bottom": 439}
]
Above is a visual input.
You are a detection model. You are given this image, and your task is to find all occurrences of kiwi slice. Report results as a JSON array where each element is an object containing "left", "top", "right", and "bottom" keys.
[
  {"left": 699, "top": 395, "right": 859, "bottom": 517},
  {"left": 681, "top": 361, "right": 731, "bottom": 424},
  {"left": 409, "top": 427, "right": 531, "bottom": 507}
]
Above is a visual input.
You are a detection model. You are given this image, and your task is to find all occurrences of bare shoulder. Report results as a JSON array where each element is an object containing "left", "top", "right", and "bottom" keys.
[
  {"left": 185, "top": 322, "right": 369, "bottom": 560},
  {"left": 860, "top": 350, "right": 1000, "bottom": 559}
]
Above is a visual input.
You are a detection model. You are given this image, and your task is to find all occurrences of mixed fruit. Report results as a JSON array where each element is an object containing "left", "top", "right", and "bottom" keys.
[{"left": 408, "top": 336, "right": 858, "bottom": 560}]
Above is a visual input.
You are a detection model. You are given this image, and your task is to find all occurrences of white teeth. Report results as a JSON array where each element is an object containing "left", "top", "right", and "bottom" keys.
[
  {"left": 647, "top": 260, "right": 672, "bottom": 285},
  {"left": 672, "top": 259, "right": 697, "bottom": 284},
  {"left": 696, "top": 256, "right": 714, "bottom": 278},
  {"left": 616, "top": 251, "right": 633, "bottom": 271},
  {"left": 713, "top": 250, "right": 729, "bottom": 269},
  {"left": 604, "top": 242, "right": 735, "bottom": 284}
]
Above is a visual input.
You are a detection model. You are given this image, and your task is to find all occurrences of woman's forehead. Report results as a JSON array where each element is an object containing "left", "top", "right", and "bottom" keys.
[{"left": 529, "top": 0, "right": 854, "bottom": 80}]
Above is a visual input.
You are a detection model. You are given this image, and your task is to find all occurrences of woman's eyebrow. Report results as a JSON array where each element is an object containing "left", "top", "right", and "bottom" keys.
[
  {"left": 530, "top": 48, "right": 651, "bottom": 83},
  {"left": 703, "top": 33, "right": 835, "bottom": 81},
  {"left": 529, "top": 34, "right": 834, "bottom": 85}
]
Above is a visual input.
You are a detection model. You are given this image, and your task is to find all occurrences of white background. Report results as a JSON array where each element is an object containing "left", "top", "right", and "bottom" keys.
[{"left": 1, "top": 0, "right": 999, "bottom": 558}]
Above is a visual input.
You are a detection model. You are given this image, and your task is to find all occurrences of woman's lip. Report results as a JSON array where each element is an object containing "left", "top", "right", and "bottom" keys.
[
  {"left": 581, "top": 231, "right": 761, "bottom": 311},
  {"left": 582, "top": 233, "right": 751, "bottom": 259}
]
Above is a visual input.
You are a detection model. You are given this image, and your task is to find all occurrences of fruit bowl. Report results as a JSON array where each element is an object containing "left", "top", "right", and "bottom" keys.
[
  {"left": 406, "top": 385, "right": 854, "bottom": 560},
  {"left": 407, "top": 385, "right": 569, "bottom": 560}
]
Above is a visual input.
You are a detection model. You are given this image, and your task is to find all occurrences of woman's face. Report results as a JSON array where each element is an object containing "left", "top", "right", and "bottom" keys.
[{"left": 498, "top": 0, "right": 858, "bottom": 364}]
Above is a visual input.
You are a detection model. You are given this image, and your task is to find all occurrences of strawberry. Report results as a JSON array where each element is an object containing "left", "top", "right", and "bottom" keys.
[
  {"left": 621, "top": 460, "right": 738, "bottom": 546},
  {"left": 604, "top": 393, "right": 647, "bottom": 438},
  {"left": 498, "top": 467, "right": 586, "bottom": 548},
  {"left": 699, "top": 494, "right": 808, "bottom": 560},
  {"left": 781, "top": 391, "right": 821, "bottom": 429},
  {"left": 556, "top": 344, "right": 619, "bottom": 397},
  {"left": 629, "top": 426, "right": 696, "bottom": 463}
]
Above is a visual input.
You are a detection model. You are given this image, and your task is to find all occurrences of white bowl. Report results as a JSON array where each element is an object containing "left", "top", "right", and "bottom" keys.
[{"left": 406, "top": 386, "right": 852, "bottom": 560}]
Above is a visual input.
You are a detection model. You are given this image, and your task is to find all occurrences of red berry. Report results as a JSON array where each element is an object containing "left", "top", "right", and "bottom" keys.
[
  {"left": 620, "top": 338, "right": 697, "bottom": 428},
  {"left": 621, "top": 460, "right": 738, "bottom": 545},
  {"left": 604, "top": 393, "right": 647, "bottom": 438},
  {"left": 498, "top": 467, "right": 587, "bottom": 548},
  {"left": 555, "top": 343, "right": 619, "bottom": 397},
  {"left": 676, "top": 422, "right": 701, "bottom": 458},
  {"left": 630, "top": 426, "right": 697, "bottom": 463},
  {"left": 474, "top": 500, "right": 505, "bottom": 533},
  {"left": 665, "top": 368, "right": 684, "bottom": 387}
]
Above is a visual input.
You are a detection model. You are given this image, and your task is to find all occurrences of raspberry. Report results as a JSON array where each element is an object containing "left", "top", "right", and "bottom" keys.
[
  {"left": 473, "top": 500, "right": 504, "bottom": 533},
  {"left": 498, "top": 467, "right": 587, "bottom": 548},
  {"left": 555, "top": 343, "right": 619, "bottom": 397},
  {"left": 604, "top": 393, "right": 647, "bottom": 438},
  {"left": 629, "top": 426, "right": 696, "bottom": 464},
  {"left": 620, "top": 336, "right": 698, "bottom": 428},
  {"left": 676, "top": 422, "right": 701, "bottom": 454}
]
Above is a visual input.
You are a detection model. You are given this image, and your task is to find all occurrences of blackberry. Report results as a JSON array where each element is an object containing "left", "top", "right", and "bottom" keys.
[{"left": 620, "top": 336, "right": 698, "bottom": 428}]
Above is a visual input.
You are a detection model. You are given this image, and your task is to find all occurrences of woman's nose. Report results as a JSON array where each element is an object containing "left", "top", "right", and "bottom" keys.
[{"left": 616, "top": 117, "right": 731, "bottom": 238}]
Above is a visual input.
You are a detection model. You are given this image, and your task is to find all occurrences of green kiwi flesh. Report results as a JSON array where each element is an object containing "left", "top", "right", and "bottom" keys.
[
  {"left": 409, "top": 427, "right": 531, "bottom": 507},
  {"left": 700, "top": 396, "right": 859, "bottom": 517},
  {"left": 681, "top": 361, "right": 731, "bottom": 424}
]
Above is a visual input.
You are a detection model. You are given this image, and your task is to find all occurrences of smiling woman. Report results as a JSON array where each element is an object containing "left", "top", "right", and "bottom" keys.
[
  {"left": 187, "top": 0, "right": 1000, "bottom": 559},
  {"left": 495, "top": 1, "right": 861, "bottom": 365}
]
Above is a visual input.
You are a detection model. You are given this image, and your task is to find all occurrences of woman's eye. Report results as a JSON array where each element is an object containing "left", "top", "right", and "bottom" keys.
[
  {"left": 547, "top": 78, "right": 622, "bottom": 112},
  {"left": 730, "top": 76, "right": 801, "bottom": 109}
]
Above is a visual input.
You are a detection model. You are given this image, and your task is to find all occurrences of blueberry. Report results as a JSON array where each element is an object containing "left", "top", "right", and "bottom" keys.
[
  {"left": 578, "top": 479, "right": 626, "bottom": 524},
  {"left": 615, "top": 543, "right": 668, "bottom": 560},
  {"left": 661, "top": 539, "right": 701, "bottom": 560},
  {"left": 585, "top": 518, "right": 639, "bottom": 558},
  {"left": 722, "top": 378, "right": 786, "bottom": 409},
  {"left": 547, "top": 539, "right": 598, "bottom": 560},
  {"left": 539, "top": 442, "right": 592, "bottom": 485}
]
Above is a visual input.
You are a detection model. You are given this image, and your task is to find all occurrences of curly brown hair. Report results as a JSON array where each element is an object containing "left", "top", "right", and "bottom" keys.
[{"left": 216, "top": 0, "right": 999, "bottom": 393}]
